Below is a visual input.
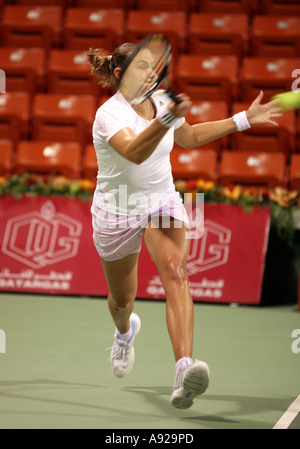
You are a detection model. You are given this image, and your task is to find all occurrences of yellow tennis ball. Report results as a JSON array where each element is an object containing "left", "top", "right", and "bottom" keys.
[{"left": 272, "top": 90, "right": 300, "bottom": 111}]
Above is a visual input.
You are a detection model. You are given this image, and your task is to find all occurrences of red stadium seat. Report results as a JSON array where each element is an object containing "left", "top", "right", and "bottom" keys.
[
  {"left": 240, "top": 57, "right": 300, "bottom": 102},
  {"left": 73, "top": 0, "right": 130, "bottom": 8},
  {"left": 199, "top": 0, "right": 253, "bottom": 14},
  {"left": 188, "top": 13, "right": 249, "bottom": 59},
  {"left": 185, "top": 100, "right": 229, "bottom": 153},
  {"left": 63, "top": 8, "right": 125, "bottom": 52},
  {"left": 47, "top": 49, "right": 100, "bottom": 97},
  {"left": 31, "top": 94, "right": 96, "bottom": 149},
  {"left": 82, "top": 144, "right": 98, "bottom": 181},
  {"left": 0, "top": 47, "right": 46, "bottom": 98},
  {"left": 0, "top": 93, "right": 30, "bottom": 149},
  {"left": 251, "top": 16, "right": 300, "bottom": 58},
  {"left": 1, "top": 5, "right": 63, "bottom": 52},
  {"left": 176, "top": 54, "right": 239, "bottom": 103},
  {"left": 170, "top": 146, "right": 218, "bottom": 181},
  {"left": 135, "top": 0, "right": 191, "bottom": 12},
  {"left": 231, "top": 102, "right": 297, "bottom": 155},
  {"left": 126, "top": 10, "right": 187, "bottom": 55},
  {"left": 15, "top": 141, "right": 82, "bottom": 178},
  {"left": 289, "top": 154, "right": 300, "bottom": 190},
  {"left": 13, "top": 0, "right": 70, "bottom": 6},
  {"left": 0, "top": 140, "right": 14, "bottom": 175},
  {"left": 220, "top": 151, "right": 287, "bottom": 188},
  {"left": 261, "top": 0, "right": 300, "bottom": 15}
]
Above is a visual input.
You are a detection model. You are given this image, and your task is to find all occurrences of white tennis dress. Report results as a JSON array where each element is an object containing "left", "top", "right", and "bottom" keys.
[{"left": 91, "top": 90, "right": 190, "bottom": 261}]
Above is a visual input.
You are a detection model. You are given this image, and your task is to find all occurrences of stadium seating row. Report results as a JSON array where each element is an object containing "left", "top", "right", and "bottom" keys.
[
  {"left": 0, "top": 92, "right": 299, "bottom": 155},
  {"left": 0, "top": 6, "right": 300, "bottom": 57},
  {"left": 1, "top": 2, "right": 299, "bottom": 191},
  {"left": 1, "top": 0, "right": 300, "bottom": 16},
  {"left": 1, "top": 139, "right": 300, "bottom": 190},
  {"left": 0, "top": 92, "right": 95, "bottom": 149},
  {"left": 1, "top": 44, "right": 300, "bottom": 105},
  {"left": 0, "top": 139, "right": 94, "bottom": 179},
  {"left": 171, "top": 146, "right": 300, "bottom": 189}
]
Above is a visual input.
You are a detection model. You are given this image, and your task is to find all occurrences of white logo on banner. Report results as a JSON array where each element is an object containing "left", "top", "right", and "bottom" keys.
[
  {"left": 187, "top": 219, "right": 231, "bottom": 275},
  {"left": 2, "top": 201, "right": 82, "bottom": 269}
]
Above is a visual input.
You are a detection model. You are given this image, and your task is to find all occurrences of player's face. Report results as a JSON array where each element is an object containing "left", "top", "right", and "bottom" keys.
[
  {"left": 120, "top": 49, "right": 157, "bottom": 101},
  {"left": 132, "top": 49, "right": 157, "bottom": 84}
]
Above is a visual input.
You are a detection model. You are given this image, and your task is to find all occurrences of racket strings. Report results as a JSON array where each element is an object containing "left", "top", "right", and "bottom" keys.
[{"left": 149, "top": 38, "right": 169, "bottom": 83}]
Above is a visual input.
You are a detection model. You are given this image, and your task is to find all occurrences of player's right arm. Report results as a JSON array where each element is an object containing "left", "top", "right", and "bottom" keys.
[
  {"left": 108, "top": 95, "right": 191, "bottom": 165},
  {"left": 174, "top": 91, "right": 282, "bottom": 149},
  {"left": 108, "top": 122, "right": 169, "bottom": 165}
]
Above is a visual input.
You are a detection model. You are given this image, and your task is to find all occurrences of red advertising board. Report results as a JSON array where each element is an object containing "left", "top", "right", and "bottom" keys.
[
  {"left": 0, "top": 195, "right": 271, "bottom": 304},
  {"left": 138, "top": 203, "right": 271, "bottom": 304},
  {"left": 0, "top": 195, "right": 104, "bottom": 296}
]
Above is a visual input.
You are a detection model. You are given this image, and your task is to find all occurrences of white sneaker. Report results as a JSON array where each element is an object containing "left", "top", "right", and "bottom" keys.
[
  {"left": 110, "top": 313, "right": 141, "bottom": 378},
  {"left": 171, "top": 359, "right": 210, "bottom": 409}
]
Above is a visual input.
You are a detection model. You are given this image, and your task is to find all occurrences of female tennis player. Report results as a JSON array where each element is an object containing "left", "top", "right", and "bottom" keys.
[{"left": 88, "top": 41, "right": 282, "bottom": 409}]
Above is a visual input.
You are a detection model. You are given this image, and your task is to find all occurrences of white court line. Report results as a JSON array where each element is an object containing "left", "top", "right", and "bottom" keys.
[{"left": 273, "top": 395, "right": 300, "bottom": 429}]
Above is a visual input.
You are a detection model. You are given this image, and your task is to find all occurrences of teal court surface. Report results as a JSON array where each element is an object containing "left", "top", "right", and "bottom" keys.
[{"left": 0, "top": 293, "right": 299, "bottom": 429}]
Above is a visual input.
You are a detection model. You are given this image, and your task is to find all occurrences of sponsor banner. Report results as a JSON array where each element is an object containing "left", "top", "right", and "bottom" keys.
[
  {"left": 0, "top": 195, "right": 105, "bottom": 296},
  {"left": 0, "top": 196, "right": 271, "bottom": 304},
  {"left": 137, "top": 203, "right": 271, "bottom": 305}
]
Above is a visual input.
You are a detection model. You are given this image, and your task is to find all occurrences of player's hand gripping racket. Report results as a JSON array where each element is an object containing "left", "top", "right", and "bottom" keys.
[{"left": 117, "top": 34, "right": 181, "bottom": 106}]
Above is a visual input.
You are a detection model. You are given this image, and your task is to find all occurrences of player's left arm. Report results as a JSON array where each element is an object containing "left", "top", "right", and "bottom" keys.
[{"left": 174, "top": 91, "right": 282, "bottom": 149}]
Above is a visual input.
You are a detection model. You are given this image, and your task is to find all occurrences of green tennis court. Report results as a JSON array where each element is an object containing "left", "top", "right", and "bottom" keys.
[{"left": 0, "top": 292, "right": 299, "bottom": 429}]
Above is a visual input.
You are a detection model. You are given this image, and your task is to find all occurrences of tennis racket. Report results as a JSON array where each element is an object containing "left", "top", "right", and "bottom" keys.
[{"left": 117, "top": 34, "right": 181, "bottom": 106}]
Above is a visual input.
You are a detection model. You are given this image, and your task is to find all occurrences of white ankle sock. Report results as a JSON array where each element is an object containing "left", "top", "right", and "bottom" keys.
[
  {"left": 176, "top": 357, "right": 193, "bottom": 372},
  {"left": 117, "top": 326, "right": 133, "bottom": 342}
]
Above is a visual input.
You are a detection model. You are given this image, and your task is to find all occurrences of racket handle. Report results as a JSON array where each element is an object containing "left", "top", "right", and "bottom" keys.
[{"left": 166, "top": 89, "right": 182, "bottom": 105}]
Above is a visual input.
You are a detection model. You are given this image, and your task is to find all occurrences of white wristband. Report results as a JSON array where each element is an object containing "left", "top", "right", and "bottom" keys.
[
  {"left": 157, "top": 104, "right": 180, "bottom": 128},
  {"left": 232, "top": 110, "right": 251, "bottom": 132}
]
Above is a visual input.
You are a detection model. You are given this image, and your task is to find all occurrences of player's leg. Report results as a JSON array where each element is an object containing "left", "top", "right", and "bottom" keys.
[
  {"left": 100, "top": 252, "right": 141, "bottom": 377},
  {"left": 144, "top": 218, "right": 209, "bottom": 409},
  {"left": 100, "top": 252, "right": 139, "bottom": 335},
  {"left": 144, "top": 218, "right": 193, "bottom": 361}
]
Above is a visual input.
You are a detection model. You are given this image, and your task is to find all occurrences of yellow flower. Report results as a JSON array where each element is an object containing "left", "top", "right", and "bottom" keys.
[
  {"left": 0, "top": 177, "right": 6, "bottom": 186},
  {"left": 78, "top": 179, "right": 95, "bottom": 191},
  {"left": 222, "top": 185, "right": 242, "bottom": 200},
  {"left": 269, "top": 188, "right": 298, "bottom": 208},
  {"left": 196, "top": 179, "right": 214, "bottom": 191}
]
